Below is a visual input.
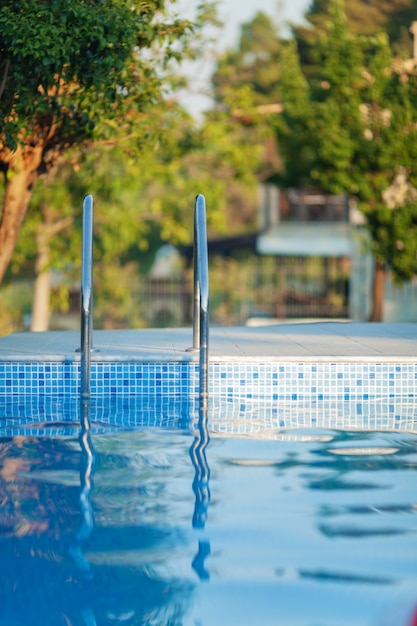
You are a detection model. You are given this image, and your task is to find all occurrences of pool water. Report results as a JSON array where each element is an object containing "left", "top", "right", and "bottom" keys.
[{"left": 0, "top": 415, "right": 416, "bottom": 626}]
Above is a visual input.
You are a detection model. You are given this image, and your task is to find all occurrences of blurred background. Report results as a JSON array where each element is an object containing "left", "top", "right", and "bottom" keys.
[{"left": 1, "top": 0, "right": 417, "bottom": 335}]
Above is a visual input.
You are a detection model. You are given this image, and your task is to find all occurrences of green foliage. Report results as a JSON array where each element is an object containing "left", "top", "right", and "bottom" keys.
[
  {"left": 0, "top": 0, "right": 181, "bottom": 149},
  {"left": 0, "top": 0, "right": 228, "bottom": 326},
  {"left": 0, "top": 0, "right": 220, "bottom": 297},
  {"left": 278, "top": 1, "right": 417, "bottom": 282},
  {"left": 210, "top": 11, "right": 286, "bottom": 192},
  {"left": 273, "top": 40, "right": 311, "bottom": 186},
  {"left": 292, "top": 0, "right": 415, "bottom": 70},
  {"left": 0, "top": 281, "right": 32, "bottom": 335},
  {"left": 0, "top": 0, "right": 220, "bottom": 179},
  {"left": 9, "top": 91, "right": 262, "bottom": 328},
  {"left": 213, "top": 11, "right": 282, "bottom": 107}
]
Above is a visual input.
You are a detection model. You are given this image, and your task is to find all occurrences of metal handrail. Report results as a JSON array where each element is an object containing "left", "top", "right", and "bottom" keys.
[
  {"left": 192, "top": 194, "right": 209, "bottom": 406},
  {"left": 80, "top": 194, "right": 94, "bottom": 401}
]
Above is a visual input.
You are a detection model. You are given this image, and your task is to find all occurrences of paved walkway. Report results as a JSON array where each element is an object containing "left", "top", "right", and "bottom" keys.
[{"left": 0, "top": 322, "right": 416, "bottom": 362}]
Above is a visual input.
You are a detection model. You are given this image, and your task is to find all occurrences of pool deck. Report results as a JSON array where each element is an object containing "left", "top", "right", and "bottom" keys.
[
  {"left": 0, "top": 321, "right": 416, "bottom": 363},
  {"left": 1, "top": 323, "right": 416, "bottom": 434}
]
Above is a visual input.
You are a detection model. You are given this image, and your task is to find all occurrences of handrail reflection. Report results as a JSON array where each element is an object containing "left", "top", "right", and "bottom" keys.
[
  {"left": 190, "top": 405, "right": 211, "bottom": 581},
  {"left": 70, "top": 400, "right": 95, "bottom": 584},
  {"left": 78, "top": 402, "right": 95, "bottom": 547}
]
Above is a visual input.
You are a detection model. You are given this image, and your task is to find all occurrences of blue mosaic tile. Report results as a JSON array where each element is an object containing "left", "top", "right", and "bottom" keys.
[{"left": 0, "top": 361, "right": 417, "bottom": 415}]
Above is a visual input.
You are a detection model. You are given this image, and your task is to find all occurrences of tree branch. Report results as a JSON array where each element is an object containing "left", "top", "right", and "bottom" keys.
[
  {"left": 47, "top": 214, "right": 74, "bottom": 237},
  {"left": 0, "top": 60, "right": 10, "bottom": 101}
]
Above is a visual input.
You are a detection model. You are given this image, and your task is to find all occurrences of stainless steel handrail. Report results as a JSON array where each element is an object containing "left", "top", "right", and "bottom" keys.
[
  {"left": 80, "top": 194, "right": 94, "bottom": 401},
  {"left": 192, "top": 194, "right": 209, "bottom": 406}
]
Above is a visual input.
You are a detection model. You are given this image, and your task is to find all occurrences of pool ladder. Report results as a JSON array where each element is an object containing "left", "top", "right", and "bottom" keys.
[
  {"left": 79, "top": 193, "right": 209, "bottom": 405},
  {"left": 190, "top": 194, "right": 210, "bottom": 408},
  {"left": 80, "top": 195, "right": 94, "bottom": 402}
]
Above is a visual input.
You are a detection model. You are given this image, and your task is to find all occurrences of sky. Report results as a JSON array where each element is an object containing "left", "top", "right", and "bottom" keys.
[
  {"left": 178, "top": 0, "right": 311, "bottom": 116},
  {"left": 218, "top": 0, "right": 310, "bottom": 47}
]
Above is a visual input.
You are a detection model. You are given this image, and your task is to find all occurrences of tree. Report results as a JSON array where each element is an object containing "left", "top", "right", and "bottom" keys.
[
  {"left": 277, "top": 0, "right": 417, "bottom": 320},
  {"left": 0, "top": 0, "right": 216, "bottom": 285},
  {"left": 212, "top": 11, "right": 282, "bottom": 107},
  {"left": 210, "top": 11, "right": 284, "bottom": 191},
  {"left": 292, "top": 0, "right": 416, "bottom": 72},
  {"left": 6, "top": 92, "right": 262, "bottom": 331}
]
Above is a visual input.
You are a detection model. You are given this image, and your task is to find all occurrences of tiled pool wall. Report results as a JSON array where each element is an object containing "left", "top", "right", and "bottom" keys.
[
  {"left": 0, "top": 360, "right": 416, "bottom": 436},
  {"left": 1, "top": 360, "right": 416, "bottom": 399}
]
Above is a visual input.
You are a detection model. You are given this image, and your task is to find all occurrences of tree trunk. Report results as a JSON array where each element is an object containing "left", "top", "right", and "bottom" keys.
[
  {"left": 30, "top": 206, "right": 74, "bottom": 332},
  {"left": 30, "top": 233, "right": 51, "bottom": 332},
  {"left": 369, "top": 259, "right": 386, "bottom": 322},
  {"left": 0, "top": 144, "right": 43, "bottom": 284}
]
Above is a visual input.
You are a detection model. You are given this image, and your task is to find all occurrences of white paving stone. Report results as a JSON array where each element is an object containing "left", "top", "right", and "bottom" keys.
[{"left": 0, "top": 322, "right": 416, "bottom": 363}]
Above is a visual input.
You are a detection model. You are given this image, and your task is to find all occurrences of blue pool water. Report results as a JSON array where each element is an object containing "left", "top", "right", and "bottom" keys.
[{"left": 0, "top": 406, "right": 416, "bottom": 626}]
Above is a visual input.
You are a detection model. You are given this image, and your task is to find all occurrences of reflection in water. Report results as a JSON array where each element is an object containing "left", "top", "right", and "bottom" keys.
[
  {"left": 190, "top": 407, "right": 211, "bottom": 529},
  {"left": 78, "top": 412, "right": 95, "bottom": 546},
  {"left": 190, "top": 406, "right": 211, "bottom": 581},
  {"left": 0, "top": 416, "right": 415, "bottom": 625},
  {"left": 0, "top": 404, "right": 195, "bottom": 625},
  {"left": 69, "top": 400, "right": 96, "bottom": 626},
  {"left": 328, "top": 446, "right": 399, "bottom": 456},
  {"left": 192, "top": 540, "right": 211, "bottom": 581},
  {"left": 298, "top": 568, "right": 395, "bottom": 585}
]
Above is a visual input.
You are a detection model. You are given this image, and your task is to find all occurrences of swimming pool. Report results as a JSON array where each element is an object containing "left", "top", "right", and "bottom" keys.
[
  {"left": 1, "top": 401, "right": 416, "bottom": 626},
  {"left": 1, "top": 324, "right": 416, "bottom": 625}
]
